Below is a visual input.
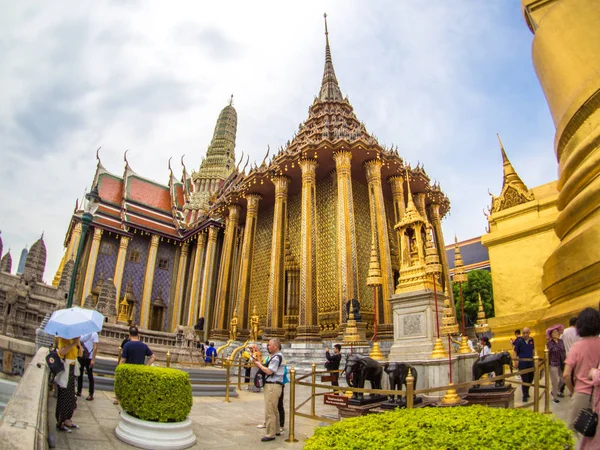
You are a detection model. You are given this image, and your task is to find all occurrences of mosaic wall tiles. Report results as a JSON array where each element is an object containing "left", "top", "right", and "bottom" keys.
[
  {"left": 249, "top": 203, "right": 274, "bottom": 321},
  {"left": 93, "top": 233, "right": 118, "bottom": 287},
  {"left": 121, "top": 234, "right": 150, "bottom": 325},
  {"left": 352, "top": 179, "right": 374, "bottom": 313},
  {"left": 152, "top": 240, "right": 177, "bottom": 331},
  {"left": 315, "top": 176, "right": 337, "bottom": 315}
]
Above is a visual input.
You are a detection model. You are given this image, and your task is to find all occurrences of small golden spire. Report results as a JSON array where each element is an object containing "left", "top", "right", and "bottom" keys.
[
  {"left": 452, "top": 236, "right": 467, "bottom": 284},
  {"left": 476, "top": 293, "right": 490, "bottom": 333}
]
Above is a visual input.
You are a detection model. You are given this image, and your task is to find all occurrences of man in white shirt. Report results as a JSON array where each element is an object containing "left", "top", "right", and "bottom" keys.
[
  {"left": 77, "top": 332, "right": 99, "bottom": 401},
  {"left": 561, "top": 317, "right": 581, "bottom": 355}
]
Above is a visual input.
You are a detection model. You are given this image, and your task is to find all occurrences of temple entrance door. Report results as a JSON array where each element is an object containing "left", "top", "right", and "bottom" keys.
[{"left": 150, "top": 305, "right": 164, "bottom": 331}]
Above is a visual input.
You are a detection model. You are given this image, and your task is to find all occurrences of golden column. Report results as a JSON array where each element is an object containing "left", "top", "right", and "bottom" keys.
[
  {"left": 170, "top": 242, "right": 189, "bottom": 331},
  {"left": 237, "top": 194, "right": 261, "bottom": 336},
  {"left": 52, "top": 222, "right": 83, "bottom": 286},
  {"left": 430, "top": 203, "right": 454, "bottom": 309},
  {"left": 333, "top": 150, "right": 359, "bottom": 324},
  {"left": 364, "top": 159, "right": 394, "bottom": 324},
  {"left": 80, "top": 227, "right": 103, "bottom": 305},
  {"left": 296, "top": 159, "right": 321, "bottom": 342},
  {"left": 265, "top": 177, "right": 290, "bottom": 340},
  {"left": 139, "top": 234, "right": 160, "bottom": 329},
  {"left": 213, "top": 204, "right": 241, "bottom": 337},
  {"left": 187, "top": 232, "right": 207, "bottom": 327},
  {"left": 113, "top": 235, "right": 130, "bottom": 314},
  {"left": 200, "top": 226, "right": 219, "bottom": 340},
  {"left": 523, "top": 0, "right": 600, "bottom": 310},
  {"left": 389, "top": 175, "right": 407, "bottom": 276}
]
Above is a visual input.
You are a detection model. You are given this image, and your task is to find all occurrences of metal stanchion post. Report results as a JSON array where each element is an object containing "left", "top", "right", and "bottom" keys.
[
  {"left": 544, "top": 346, "right": 551, "bottom": 414},
  {"left": 533, "top": 351, "right": 540, "bottom": 412},
  {"left": 166, "top": 350, "right": 171, "bottom": 368},
  {"left": 286, "top": 367, "right": 298, "bottom": 443},
  {"left": 406, "top": 368, "right": 414, "bottom": 409},
  {"left": 225, "top": 360, "right": 231, "bottom": 403},
  {"left": 311, "top": 362, "right": 316, "bottom": 417}
]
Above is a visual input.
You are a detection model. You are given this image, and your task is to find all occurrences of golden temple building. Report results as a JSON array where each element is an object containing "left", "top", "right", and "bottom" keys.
[{"left": 54, "top": 16, "right": 452, "bottom": 343}]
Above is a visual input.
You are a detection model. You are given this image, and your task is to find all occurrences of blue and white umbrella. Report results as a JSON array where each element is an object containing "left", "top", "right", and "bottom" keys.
[{"left": 44, "top": 307, "right": 104, "bottom": 339}]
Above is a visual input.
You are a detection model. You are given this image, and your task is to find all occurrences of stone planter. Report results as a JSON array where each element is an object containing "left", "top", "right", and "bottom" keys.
[{"left": 115, "top": 411, "right": 196, "bottom": 449}]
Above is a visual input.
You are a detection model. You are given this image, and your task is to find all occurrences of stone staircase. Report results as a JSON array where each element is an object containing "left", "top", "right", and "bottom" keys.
[{"left": 79, "top": 358, "right": 238, "bottom": 398}]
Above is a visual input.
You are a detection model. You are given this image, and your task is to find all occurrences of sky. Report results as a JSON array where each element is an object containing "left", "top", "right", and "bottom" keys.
[{"left": 0, "top": 1, "right": 557, "bottom": 284}]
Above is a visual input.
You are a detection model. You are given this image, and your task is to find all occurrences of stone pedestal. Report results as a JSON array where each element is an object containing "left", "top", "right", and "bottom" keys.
[
  {"left": 336, "top": 402, "right": 383, "bottom": 419},
  {"left": 388, "top": 288, "right": 448, "bottom": 360},
  {"left": 263, "top": 327, "right": 286, "bottom": 342},
  {"left": 295, "top": 325, "right": 322, "bottom": 342},
  {"left": 209, "top": 329, "right": 229, "bottom": 341},
  {"left": 464, "top": 386, "right": 515, "bottom": 408}
]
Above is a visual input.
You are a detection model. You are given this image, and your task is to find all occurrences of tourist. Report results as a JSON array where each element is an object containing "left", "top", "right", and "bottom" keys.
[
  {"left": 561, "top": 317, "right": 581, "bottom": 355},
  {"left": 120, "top": 326, "right": 156, "bottom": 365},
  {"left": 55, "top": 336, "right": 83, "bottom": 432},
  {"left": 325, "top": 344, "right": 342, "bottom": 387},
  {"left": 563, "top": 308, "right": 600, "bottom": 428},
  {"left": 479, "top": 337, "right": 492, "bottom": 357},
  {"left": 510, "top": 329, "right": 521, "bottom": 348},
  {"left": 76, "top": 331, "right": 99, "bottom": 401},
  {"left": 205, "top": 342, "right": 217, "bottom": 364},
  {"left": 252, "top": 338, "right": 284, "bottom": 442},
  {"left": 546, "top": 324, "right": 566, "bottom": 404},
  {"left": 513, "top": 327, "right": 534, "bottom": 402},
  {"left": 579, "top": 363, "right": 600, "bottom": 449}
]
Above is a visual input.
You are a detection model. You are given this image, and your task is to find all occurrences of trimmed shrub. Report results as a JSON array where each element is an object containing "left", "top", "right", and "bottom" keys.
[
  {"left": 304, "top": 405, "right": 573, "bottom": 450},
  {"left": 114, "top": 364, "right": 193, "bottom": 423}
]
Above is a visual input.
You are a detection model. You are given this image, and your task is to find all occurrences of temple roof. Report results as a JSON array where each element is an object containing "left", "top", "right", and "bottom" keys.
[{"left": 23, "top": 234, "right": 46, "bottom": 282}]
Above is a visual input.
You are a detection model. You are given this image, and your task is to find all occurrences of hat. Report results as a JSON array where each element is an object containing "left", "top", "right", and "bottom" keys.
[{"left": 546, "top": 324, "right": 564, "bottom": 340}]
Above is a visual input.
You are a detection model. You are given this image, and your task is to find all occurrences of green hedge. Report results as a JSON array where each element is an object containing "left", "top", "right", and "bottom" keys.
[
  {"left": 114, "top": 364, "right": 192, "bottom": 423},
  {"left": 304, "top": 405, "right": 573, "bottom": 450}
]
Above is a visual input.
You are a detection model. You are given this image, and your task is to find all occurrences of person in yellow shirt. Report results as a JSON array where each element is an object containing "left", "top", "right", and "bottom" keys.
[{"left": 55, "top": 337, "right": 83, "bottom": 432}]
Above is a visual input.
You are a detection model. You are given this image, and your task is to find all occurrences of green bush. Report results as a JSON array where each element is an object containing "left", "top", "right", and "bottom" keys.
[
  {"left": 304, "top": 405, "right": 573, "bottom": 450},
  {"left": 114, "top": 364, "right": 192, "bottom": 423}
]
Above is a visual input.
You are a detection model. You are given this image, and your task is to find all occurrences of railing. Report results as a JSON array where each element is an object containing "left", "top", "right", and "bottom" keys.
[{"left": 285, "top": 349, "right": 552, "bottom": 443}]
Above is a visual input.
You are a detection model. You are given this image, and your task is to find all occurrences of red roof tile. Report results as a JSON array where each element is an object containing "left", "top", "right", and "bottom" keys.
[
  {"left": 99, "top": 174, "right": 123, "bottom": 205},
  {"left": 127, "top": 177, "right": 171, "bottom": 212}
]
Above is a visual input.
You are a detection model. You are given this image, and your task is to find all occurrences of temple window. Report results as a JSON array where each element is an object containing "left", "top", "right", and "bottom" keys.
[
  {"left": 128, "top": 250, "right": 141, "bottom": 263},
  {"left": 157, "top": 258, "right": 169, "bottom": 270},
  {"left": 100, "top": 242, "right": 114, "bottom": 256}
]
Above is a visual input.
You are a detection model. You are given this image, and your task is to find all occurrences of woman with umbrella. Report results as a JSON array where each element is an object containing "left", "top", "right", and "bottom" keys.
[
  {"left": 546, "top": 323, "right": 566, "bottom": 404},
  {"left": 45, "top": 306, "right": 105, "bottom": 433},
  {"left": 55, "top": 336, "right": 83, "bottom": 432}
]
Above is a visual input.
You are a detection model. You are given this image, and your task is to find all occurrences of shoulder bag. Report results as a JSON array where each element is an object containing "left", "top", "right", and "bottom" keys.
[{"left": 573, "top": 387, "right": 597, "bottom": 437}]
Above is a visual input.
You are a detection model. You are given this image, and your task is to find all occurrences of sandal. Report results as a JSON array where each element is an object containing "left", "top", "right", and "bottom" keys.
[
  {"left": 86, "top": 395, "right": 94, "bottom": 401},
  {"left": 113, "top": 399, "right": 119, "bottom": 405},
  {"left": 56, "top": 424, "right": 72, "bottom": 433}
]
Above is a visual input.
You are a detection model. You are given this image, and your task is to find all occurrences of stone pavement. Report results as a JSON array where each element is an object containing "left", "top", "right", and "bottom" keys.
[{"left": 48, "top": 383, "right": 579, "bottom": 450}]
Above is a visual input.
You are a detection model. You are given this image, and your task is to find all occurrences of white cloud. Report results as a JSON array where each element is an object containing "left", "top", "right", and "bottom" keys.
[{"left": 0, "top": 1, "right": 557, "bottom": 282}]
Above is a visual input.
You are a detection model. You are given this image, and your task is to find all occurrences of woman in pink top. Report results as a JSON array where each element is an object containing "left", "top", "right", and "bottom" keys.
[{"left": 564, "top": 308, "right": 600, "bottom": 429}]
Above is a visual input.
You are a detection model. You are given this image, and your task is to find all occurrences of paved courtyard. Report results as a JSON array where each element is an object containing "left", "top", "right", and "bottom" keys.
[{"left": 48, "top": 382, "right": 579, "bottom": 449}]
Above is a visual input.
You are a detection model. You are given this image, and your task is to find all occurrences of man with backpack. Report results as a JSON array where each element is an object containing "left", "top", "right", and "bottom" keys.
[{"left": 252, "top": 338, "right": 285, "bottom": 442}]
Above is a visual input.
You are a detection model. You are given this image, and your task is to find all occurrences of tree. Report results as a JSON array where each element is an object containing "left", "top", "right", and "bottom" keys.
[{"left": 452, "top": 269, "right": 494, "bottom": 329}]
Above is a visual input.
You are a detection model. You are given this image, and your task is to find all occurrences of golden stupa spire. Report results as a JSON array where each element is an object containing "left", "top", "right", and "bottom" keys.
[
  {"left": 398, "top": 167, "right": 425, "bottom": 228},
  {"left": 498, "top": 133, "right": 529, "bottom": 192},
  {"left": 476, "top": 293, "right": 490, "bottom": 333},
  {"left": 452, "top": 236, "right": 467, "bottom": 284},
  {"left": 319, "top": 13, "right": 343, "bottom": 102}
]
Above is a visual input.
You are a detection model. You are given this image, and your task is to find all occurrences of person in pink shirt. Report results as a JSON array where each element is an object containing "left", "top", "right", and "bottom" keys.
[{"left": 563, "top": 308, "right": 600, "bottom": 429}]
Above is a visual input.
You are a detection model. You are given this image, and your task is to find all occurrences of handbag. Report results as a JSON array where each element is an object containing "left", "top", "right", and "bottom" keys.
[
  {"left": 573, "top": 387, "right": 597, "bottom": 437},
  {"left": 45, "top": 349, "right": 65, "bottom": 376}
]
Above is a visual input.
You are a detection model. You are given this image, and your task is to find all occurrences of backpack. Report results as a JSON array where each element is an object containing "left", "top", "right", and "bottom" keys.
[{"left": 266, "top": 354, "right": 289, "bottom": 385}]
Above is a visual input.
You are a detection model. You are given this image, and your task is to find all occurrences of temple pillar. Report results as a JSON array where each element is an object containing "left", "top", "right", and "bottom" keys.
[
  {"left": 333, "top": 150, "right": 359, "bottom": 325},
  {"left": 80, "top": 227, "right": 103, "bottom": 305},
  {"left": 296, "top": 159, "right": 321, "bottom": 342},
  {"left": 170, "top": 242, "right": 189, "bottom": 331},
  {"left": 187, "top": 232, "right": 207, "bottom": 327},
  {"left": 139, "top": 234, "right": 160, "bottom": 329},
  {"left": 389, "top": 175, "right": 407, "bottom": 281},
  {"left": 429, "top": 203, "right": 454, "bottom": 309},
  {"left": 364, "top": 159, "right": 394, "bottom": 324},
  {"left": 200, "top": 226, "right": 219, "bottom": 342},
  {"left": 113, "top": 235, "right": 130, "bottom": 313},
  {"left": 265, "top": 177, "right": 290, "bottom": 340},
  {"left": 237, "top": 194, "right": 261, "bottom": 338},
  {"left": 212, "top": 204, "right": 241, "bottom": 339},
  {"left": 53, "top": 222, "right": 82, "bottom": 286}
]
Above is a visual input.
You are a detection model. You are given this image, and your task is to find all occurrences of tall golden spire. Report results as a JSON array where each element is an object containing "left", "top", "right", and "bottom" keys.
[
  {"left": 319, "top": 13, "right": 343, "bottom": 102},
  {"left": 498, "top": 134, "right": 529, "bottom": 192},
  {"left": 452, "top": 236, "right": 467, "bottom": 284}
]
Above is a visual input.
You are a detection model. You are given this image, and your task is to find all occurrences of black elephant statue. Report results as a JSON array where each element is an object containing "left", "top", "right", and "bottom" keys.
[
  {"left": 344, "top": 354, "right": 382, "bottom": 401},
  {"left": 472, "top": 351, "right": 512, "bottom": 387},
  {"left": 384, "top": 362, "right": 417, "bottom": 403}
]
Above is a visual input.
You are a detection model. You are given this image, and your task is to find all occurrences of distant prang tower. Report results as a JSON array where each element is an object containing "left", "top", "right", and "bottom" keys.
[
  {"left": 186, "top": 96, "right": 238, "bottom": 215},
  {"left": 522, "top": 0, "right": 600, "bottom": 310}
]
